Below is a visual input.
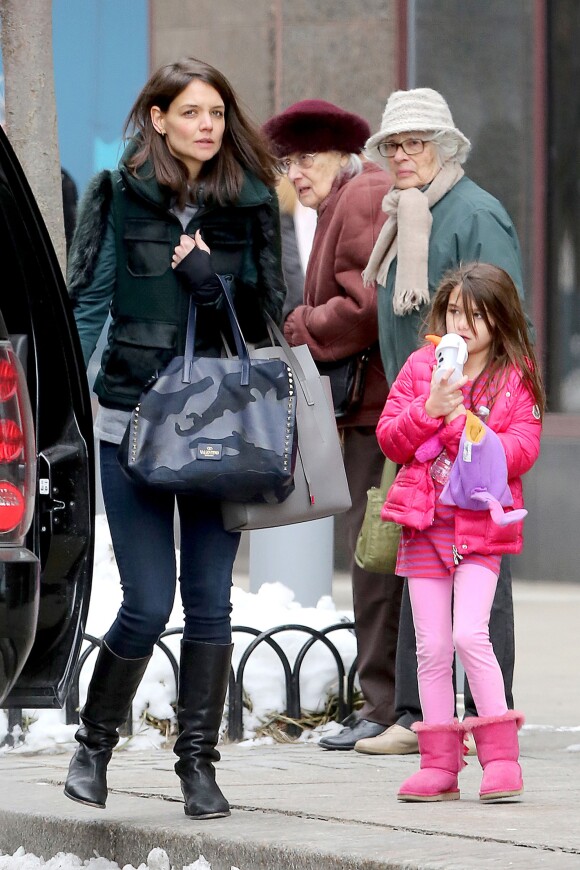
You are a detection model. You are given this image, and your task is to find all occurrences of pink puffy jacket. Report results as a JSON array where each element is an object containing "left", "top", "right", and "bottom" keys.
[{"left": 376, "top": 345, "right": 542, "bottom": 556}]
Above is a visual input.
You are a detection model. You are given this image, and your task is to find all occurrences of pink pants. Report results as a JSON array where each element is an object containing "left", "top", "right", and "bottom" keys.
[{"left": 407, "top": 563, "right": 509, "bottom": 723}]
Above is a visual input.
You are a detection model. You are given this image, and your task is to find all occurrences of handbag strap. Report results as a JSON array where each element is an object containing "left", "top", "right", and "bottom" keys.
[
  {"left": 183, "top": 297, "right": 197, "bottom": 383},
  {"left": 379, "top": 457, "right": 398, "bottom": 498},
  {"left": 220, "top": 312, "right": 315, "bottom": 407},
  {"left": 182, "top": 274, "right": 251, "bottom": 385},
  {"left": 265, "top": 315, "right": 314, "bottom": 406},
  {"left": 218, "top": 275, "right": 250, "bottom": 381},
  {"left": 266, "top": 316, "right": 339, "bottom": 504}
]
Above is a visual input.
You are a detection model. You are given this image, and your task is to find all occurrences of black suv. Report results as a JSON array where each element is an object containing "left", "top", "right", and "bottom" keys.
[{"left": 0, "top": 125, "right": 94, "bottom": 709}]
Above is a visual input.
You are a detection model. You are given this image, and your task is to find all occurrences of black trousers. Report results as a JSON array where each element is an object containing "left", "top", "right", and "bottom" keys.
[
  {"left": 342, "top": 427, "right": 403, "bottom": 727},
  {"left": 394, "top": 555, "right": 515, "bottom": 728}
]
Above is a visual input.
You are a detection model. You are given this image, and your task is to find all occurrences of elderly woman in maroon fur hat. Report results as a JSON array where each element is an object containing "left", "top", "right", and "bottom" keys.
[{"left": 263, "top": 100, "right": 401, "bottom": 751}]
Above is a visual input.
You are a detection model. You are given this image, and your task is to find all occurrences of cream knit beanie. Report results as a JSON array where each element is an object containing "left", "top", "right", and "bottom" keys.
[{"left": 365, "top": 87, "right": 471, "bottom": 167}]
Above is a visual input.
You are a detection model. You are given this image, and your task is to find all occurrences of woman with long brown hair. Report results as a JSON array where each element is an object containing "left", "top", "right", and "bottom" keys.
[{"left": 64, "top": 57, "right": 285, "bottom": 820}]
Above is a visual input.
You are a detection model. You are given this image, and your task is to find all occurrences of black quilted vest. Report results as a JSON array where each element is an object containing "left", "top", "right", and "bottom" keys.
[{"left": 93, "top": 164, "right": 280, "bottom": 410}]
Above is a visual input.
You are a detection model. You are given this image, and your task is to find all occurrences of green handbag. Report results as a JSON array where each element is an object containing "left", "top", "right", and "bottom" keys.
[{"left": 354, "top": 457, "right": 402, "bottom": 574}]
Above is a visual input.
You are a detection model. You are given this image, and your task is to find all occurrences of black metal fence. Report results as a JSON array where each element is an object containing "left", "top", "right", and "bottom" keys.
[{"left": 5, "top": 621, "right": 358, "bottom": 745}]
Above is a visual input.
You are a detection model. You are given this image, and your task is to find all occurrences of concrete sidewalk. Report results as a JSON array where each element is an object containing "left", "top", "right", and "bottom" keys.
[{"left": 1, "top": 581, "right": 579, "bottom": 870}]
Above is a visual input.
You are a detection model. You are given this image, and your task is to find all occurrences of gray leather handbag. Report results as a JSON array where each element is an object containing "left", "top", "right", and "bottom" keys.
[{"left": 221, "top": 320, "right": 351, "bottom": 530}]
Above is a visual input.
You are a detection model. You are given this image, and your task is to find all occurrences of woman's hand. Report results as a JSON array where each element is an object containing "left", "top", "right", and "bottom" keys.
[
  {"left": 424, "top": 367, "right": 468, "bottom": 421},
  {"left": 171, "top": 229, "right": 222, "bottom": 305},
  {"left": 171, "top": 229, "right": 210, "bottom": 269}
]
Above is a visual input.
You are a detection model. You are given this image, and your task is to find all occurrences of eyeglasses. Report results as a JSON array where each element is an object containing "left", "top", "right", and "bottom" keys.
[
  {"left": 277, "top": 153, "right": 318, "bottom": 174},
  {"left": 377, "top": 138, "right": 427, "bottom": 158}
]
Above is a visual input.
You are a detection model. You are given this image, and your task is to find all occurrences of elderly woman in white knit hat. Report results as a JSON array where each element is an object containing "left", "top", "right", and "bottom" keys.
[
  {"left": 263, "top": 100, "right": 403, "bottom": 752},
  {"left": 355, "top": 87, "right": 527, "bottom": 759}
]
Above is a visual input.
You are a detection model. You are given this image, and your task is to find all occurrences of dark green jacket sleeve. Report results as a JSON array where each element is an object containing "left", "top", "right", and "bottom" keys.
[{"left": 70, "top": 215, "right": 115, "bottom": 368}]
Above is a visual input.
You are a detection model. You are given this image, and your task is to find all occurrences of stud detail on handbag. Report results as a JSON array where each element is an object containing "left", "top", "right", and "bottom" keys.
[{"left": 130, "top": 404, "right": 140, "bottom": 462}]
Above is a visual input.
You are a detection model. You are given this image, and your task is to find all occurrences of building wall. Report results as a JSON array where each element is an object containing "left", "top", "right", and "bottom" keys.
[
  {"left": 150, "top": 1, "right": 580, "bottom": 585},
  {"left": 409, "top": 0, "right": 536, "bottom": 321},
  {"left": 53, "top": 0, "right": 149, "bottom": 196},
  {"left": 514, "top": 440, "right": 580, "bottom": 581},
  {"left": 408, "top": 1, "right": 579, "bottom": 584},
  {"left": 150, "top": 0, "right": 397, "bottom": 127},
  {"left": 546, "top": 0, "right": 580, "bottom": 412}
]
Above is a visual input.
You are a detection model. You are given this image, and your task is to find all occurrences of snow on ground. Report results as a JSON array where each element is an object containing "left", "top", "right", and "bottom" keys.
[
  {"left": 0, "top": 847, "right": 239, "bottom": 870},
  {"left": 0, "top": 513, "right": 355, "bottom": 752}
]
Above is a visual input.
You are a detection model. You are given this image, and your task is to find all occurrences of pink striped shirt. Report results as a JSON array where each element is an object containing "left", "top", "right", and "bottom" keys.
[
  {"left": 395, "top": 381, "right": 501, "bottom": 580},
  {"left": 396, "top": 478, "right": 501, "bottom": 579}
]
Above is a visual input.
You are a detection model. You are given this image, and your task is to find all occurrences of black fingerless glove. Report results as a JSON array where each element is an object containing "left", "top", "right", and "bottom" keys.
[{"left": 174, "top": 245, "right": 223, "bottom": 305}]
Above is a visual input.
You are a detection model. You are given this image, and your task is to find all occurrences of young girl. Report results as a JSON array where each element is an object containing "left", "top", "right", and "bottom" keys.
[{"left": 376, "top": 262, "right": 543, "bottom": 803}]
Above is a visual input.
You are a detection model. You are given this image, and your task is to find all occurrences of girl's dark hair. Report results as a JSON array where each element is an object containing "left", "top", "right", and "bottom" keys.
[
  {"left": 123, "top": 57, "right": 278, "bottom": 207},
  {"left": 425, "top": 262, "right": 545, "bottom": 417}
]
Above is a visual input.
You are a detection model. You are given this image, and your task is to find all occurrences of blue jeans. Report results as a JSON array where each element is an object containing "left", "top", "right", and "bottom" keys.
[{"left": 99, "top": 441, "right": 241, "bottom": 658}]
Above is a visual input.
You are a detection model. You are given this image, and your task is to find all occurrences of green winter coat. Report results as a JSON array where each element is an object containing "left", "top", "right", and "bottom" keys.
[
  {"left": 378, "top": 175, "right": 524, "bottom": 385},
  {"left": 68, "top": 143, "right": 285, "bottom": 410}
]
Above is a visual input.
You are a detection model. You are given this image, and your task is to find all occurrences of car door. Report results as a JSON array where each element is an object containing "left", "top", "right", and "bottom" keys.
[{"left": 0, "top": 125, "right": 94, "bottom": 708}]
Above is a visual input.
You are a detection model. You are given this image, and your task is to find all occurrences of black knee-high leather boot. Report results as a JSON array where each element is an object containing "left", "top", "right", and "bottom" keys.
[
  {"left": 64, "top": 641, "right": 151, "bottom": 808},
  {"left": 173, "top": 639, "right": 233, "bottom": 820}
]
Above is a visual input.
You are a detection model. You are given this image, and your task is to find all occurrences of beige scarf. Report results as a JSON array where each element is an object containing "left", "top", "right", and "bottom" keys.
[{"left": 362, "top": 162, "right": 464, "bottom": 316}]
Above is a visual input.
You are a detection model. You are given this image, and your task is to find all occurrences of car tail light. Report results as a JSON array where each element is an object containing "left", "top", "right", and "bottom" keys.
[{"left": 0, "top": 341, "right": 36, "bottom": 539}]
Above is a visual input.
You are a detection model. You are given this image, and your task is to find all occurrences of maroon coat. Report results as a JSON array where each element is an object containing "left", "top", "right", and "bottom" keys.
[{"left": 283, "top": 162, "right": 391, "bottom": 427}]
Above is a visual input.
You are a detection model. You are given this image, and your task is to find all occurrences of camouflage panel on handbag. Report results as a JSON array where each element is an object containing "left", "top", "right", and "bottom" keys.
[
  {"left": 119, "top": 355, "right": 297, "bottom": 501},
  {"left": 118, "top": 276, "right": 297, "bottom": 503}
]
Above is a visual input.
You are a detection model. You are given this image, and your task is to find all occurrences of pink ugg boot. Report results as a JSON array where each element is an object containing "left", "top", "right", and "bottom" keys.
[
  {"left": 397, "top": 721, "right": 467, "bottom": 802},
  {"left": 462, "top": 711, "right": 524, "bottom": 801}
]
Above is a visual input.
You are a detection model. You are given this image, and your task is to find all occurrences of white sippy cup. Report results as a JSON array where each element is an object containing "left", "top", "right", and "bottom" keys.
[{"left": 432, "top": 333, "right": 468, "bottom": 385}]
